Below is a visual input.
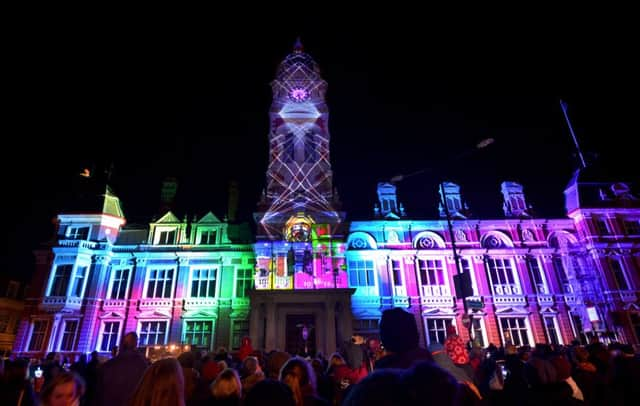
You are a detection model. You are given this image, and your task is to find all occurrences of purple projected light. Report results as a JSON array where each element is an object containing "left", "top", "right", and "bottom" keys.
[{"left": 290, "top": 88, "right": 308, "bottom": 101}]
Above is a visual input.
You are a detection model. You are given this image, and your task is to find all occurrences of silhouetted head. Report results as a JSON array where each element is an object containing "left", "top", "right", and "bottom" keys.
[
  {"left": 380, "top": 308, "right": 419, "bottom": 352},
  {"left": 244, "top": 379, "right": 295, "bottom": 406},
  {"left": 120, "top": 332, "right": 138, "bottom": 352}
]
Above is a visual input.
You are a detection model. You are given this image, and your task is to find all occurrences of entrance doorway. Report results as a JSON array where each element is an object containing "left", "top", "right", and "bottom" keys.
[{"left": 286, "top": 314, "right": 316, "bottom": 356}]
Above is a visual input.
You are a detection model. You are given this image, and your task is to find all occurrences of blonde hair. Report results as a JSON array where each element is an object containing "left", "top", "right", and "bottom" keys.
[
  {"left": 129, "top": 357, "right": 185, "bottom": 406},
  {"left": 280, "top": 357, "right": 317, "bottom": 406},
  {"left": 211, "top": 368, "right": 242, "bottom": 399}
]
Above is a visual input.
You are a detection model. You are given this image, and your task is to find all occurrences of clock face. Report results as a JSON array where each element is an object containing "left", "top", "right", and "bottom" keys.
[{"left": 289, "top": 88, "right": 309, "bottom": 102}]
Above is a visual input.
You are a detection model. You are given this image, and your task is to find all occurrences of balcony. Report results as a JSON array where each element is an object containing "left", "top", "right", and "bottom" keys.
[
  {"left": 274, "top": 276, "right": 292, "bottom": 289},
  {"left": 421, "top": 285, "right": 451, "bottom": 297},
  {"left": 183, "top": 298, "right": 218, "bottom": 310},
  {"left": 536, "top": 295, "right": 554, "bottom": 306},
  {"left": 103, "top": 299, "right": 127, "bottom": 309},
  {"left": 620, "top": 290, "right": 637, "bottom": 302},
  {"left": 492, "top": 284, "right": 521, "bottom": 296},
  {"left": 255, "top": 276, "right": 270, "bottom": 290},
  {"left": 393, "top": 286, "right": 407, "bottom": 297},
  {"left": 420, "top": 296, "right": 455, "bottom": 307},
  {"left": 58, "top": 239, "right": 97, "bottom": 249},
  {"left": 40, "top": 296, "right": 83, "bottom": 311},
  {"left": 563, "top": 294, "right": 577, "bottom": 305},
  {"left": 232, "top": 297, "right": 250, "bottom": 307},
  {"left": 139, "top": 298, "right": 173, "bottom": 309},
  {"left": 352, "top": 296, "right": 381, "bottom": 308},
  {"left": 393, "top": 296, "right": 410, "bottom": 307},
  {"left": 493, "top": 295, "right": 527, "bottom": 306}
]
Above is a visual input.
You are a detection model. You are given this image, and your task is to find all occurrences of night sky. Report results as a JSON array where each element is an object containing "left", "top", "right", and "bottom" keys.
[{"left": 4, "top": 18, "right": 637, "bottom": 281}]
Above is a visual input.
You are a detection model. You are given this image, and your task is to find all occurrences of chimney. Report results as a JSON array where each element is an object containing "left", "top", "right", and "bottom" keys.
[{"left": 159, "top": 177, "right": 178, "bottom": 214}]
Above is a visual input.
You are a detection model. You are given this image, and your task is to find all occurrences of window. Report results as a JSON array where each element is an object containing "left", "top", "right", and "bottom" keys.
[
  {"left": 527, "top": 257, "right": 547, "bottom": 294},
  {"left": 418, "top": 259, "right": 448, "bottom": 296},
  {"left": 184, "top": 320, "right": 214, "bottom": 348},
  {"left": 569, "top": 312, "right": 587, "bottom": 344},
  {"left": 49, "top": 265, "right": 72, "bottom": 296},
  {"left": 472, "top": 318, "right": 485, "bottom": 347},
  {"left": 391, "top": 260, "right": 403, "bottom": 286},
  {"left": 146, "top": 269, "right": 174, "bottom": 298},
  {"left": 100, "top": 322, "right": 120, "bottom": 352},
  {"left": 460, "top": 258, "right": 478, "bottom": 295},
  {"left": 157, "top": 230, "right": 176, "bottom": 245},
  {"left": 500, "top": 317, "right": 530, "bottom": 346},
  {"left": 231, "top": 320, "right": 249, "bottom": 350},
  {"left": 486, "top": 258, "right": 519, "bottom": 295},
  {"left": 28, "top": 320, "right": 49, "bottom": 351},
  {"left": 426, "top": 318, "right": 452, "bottom": 345},
  {"left": 348, "top": 260, "right": 375, "bottom": 287},
  {"left": 59, "top": 320, "right": 79, "bottom": 351},
  {"left": 67, "top": 226, "right": 89, "bottom": 240},
  {"left": 199, "top": 230, "right": 217, "bottom": 245},
  {"left": 446, "top": 195, "right": 462, "bottom": 211},
  {"left": 624, "top": 220, "right": 640, "bottom": 235},
  {"left": 70, "top": 266, "right": 87, "bottom": 297},
  {"left": 543, "top": 316, "right": 561, "bottom": 345},
  {"left": 235, "top": 269, "right": 253, "bottom": 298},
  {"left": 552, "top": 257, "right": 572, "bottom": 294},
  {"left": 139, "top": 321, "right": 168, "bottom": 346},
  {"left": 595, "top": 218, "right": 610, "bottom": 235},
  {"left": 191, "top": 269, "right": 217, "bottom": 298},
  {"left": 610, "top": 259, "right": 630, "bottom": 290},
  {"left": 110, "top": 269, "right": 130, "bottom": 300}
]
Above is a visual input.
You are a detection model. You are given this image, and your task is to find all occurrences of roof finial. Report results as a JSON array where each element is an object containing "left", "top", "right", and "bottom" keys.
[{"left": 294, "top": 36, "right": 304, "bottom": 53}]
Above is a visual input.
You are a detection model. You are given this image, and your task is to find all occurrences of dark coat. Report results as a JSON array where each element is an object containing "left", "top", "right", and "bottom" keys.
[
  {"left": 374, "top": 347, "right": 434, "bottom": 370},
  {"left": 95, "top": 350, "right": 148, "bottom": 406}
]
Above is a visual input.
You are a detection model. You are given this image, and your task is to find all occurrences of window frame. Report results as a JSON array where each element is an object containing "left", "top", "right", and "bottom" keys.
[{"left": 138, "top": 320, "right": 169, "bottom": 346}]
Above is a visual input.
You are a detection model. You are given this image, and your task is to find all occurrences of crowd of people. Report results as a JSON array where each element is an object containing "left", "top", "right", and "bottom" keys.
[{"left": 1, "top": 307, "right": 639, "bottom": 405}]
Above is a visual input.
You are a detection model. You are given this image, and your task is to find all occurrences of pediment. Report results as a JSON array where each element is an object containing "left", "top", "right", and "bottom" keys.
[
  {"left": 494, "top": 306, "right": 529, "bottom": 314},
  {"left": 182, "top": 310, "right": 218, "bottom": 319},
  {"left": 624, "top": 302, "right": 640, "bottom": 311},
  {"left": 421, "top": 307, "right": 456, "bottom": 316},
  {"left": 197, "top": 212, "right": 222, "bottom": 224},
  {"left": 99, "top": 311, "right": 125, "bottom": 319},
  {"left": 155, "top": 211, "right": 180, "bottom": 224},
  {"left": 136, "top": 310, "right": 172, "bottom": 319}
]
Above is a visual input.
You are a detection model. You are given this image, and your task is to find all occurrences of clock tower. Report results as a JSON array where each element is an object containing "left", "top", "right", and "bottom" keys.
[{"left": 255, "top": 38, "right": 343, "bottom": 240}]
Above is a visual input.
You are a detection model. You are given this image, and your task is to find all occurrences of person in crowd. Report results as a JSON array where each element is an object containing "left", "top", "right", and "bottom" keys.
[
  {"left": 444, "top": 324, "right": 474, "bottom": 379},
  {"left": 177, "top": 351, "right": 199, "bottom": 404},
  {"left": 375, "top": 308, "right": 433, "bottom": 369},
  {"left": 341, "top": 368, "right": 406, "bottom": 406},
  {"left": 244, "top": 379, "right": 295, "bottom": 406},
  {"left": 429, "top": 342, "right": 481, "bottom": 401},
  {"left": 40, "top": 371, "right": 85, "bottom": 406},
  {"left": 211, "top": 368, "right": 242, "bottom": 406},
  {"left": 238, "top": 336, "right": 254, "bottom": 362},
  {"left": 129, "top": 357, "right": 185, "bottom": 406},
  {"left": 340, "top": 333, "right": 369, "bottom": 383},
  {"left": 95, "top": 332, "right": 148, "bottom": 406},
  {"left": 280, "top": 357, "right": 328, "bottom": 406},
  {"left": 240, "top": 355, "right": 265, "bottom": 397}
]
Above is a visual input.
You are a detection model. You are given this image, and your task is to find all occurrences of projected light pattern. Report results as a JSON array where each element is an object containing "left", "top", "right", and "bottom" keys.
[{"left": 259, "top": 40, "right": 340, "bottom": 235}]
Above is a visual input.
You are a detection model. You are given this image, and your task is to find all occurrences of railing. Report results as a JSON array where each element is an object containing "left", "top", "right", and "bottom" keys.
[
  {"left": 139, "top": 298, "right": 173, "bottom": 308},
  {"left": 255, "top": 276, "right": 270, "bottom": 290},
  {"left": 492, "top": 295, "right": 527, "bottom": 305},
  {"left": 58, "top": 239, "right": 97, "bottom": 249},
  {"left": 232, "top": 298, "right": 250, "bottom": 307},
  {"left": 40, "top": 296, "right": 83, "bottom": 310},
  {"left": 352, "top": 296, "right": 381, "bottom": 307},
  {"left": 421, "top": 284, "right": 451, "bottom": 297},
  {"left": 394, "top": 286, "right": 407, "bottom": 297},
  {"left": 535, "top": 284, "right": 548, "bottom": 294},
  {"left": 562, "top": 283, "right": 574, "bottom": 294},
  {"left": 563, "top": 294, "right": 577, "bottom": 305},
  {"left": 183, "top": 298, "right": 218, "bottom": 309},
  {"left": 620, "top": 290, "right": 637, "bottom": 302},
  {"left": 492, "top": 284, "right": 521, "bottom": 296},
  {"left": 274, "top": 276, "right": 292, "bottom": 289},
  {"left": 103, "top": 299, "right": 127, "bottom": 309},
  {"left": 393, "top": 296, "right": 410, "bottom": 307},
  {"left": 536, "top": 295, "right": 554, "bottom": 306},
  {"left": 421, "top": 295, "right": 454, "bottom": 307}
]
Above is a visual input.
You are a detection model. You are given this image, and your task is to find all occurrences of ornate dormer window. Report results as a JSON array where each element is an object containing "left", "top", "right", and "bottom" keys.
[
  {"left": 66, "top": 226, "right": 90, "bottom": 240},
  {"left": 501, "top": 181, "right": 531, "bottom": 218},
  {"left": 377, "top": 183, "right": 403, "bottom": 218},
  {"left": 438, "top": 182, "right": 469, "bottom": 219}
]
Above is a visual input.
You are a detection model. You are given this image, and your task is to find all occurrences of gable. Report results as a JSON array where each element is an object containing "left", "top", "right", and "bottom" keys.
[
  {"left": 155, "top": 211, "right": 181, "bottom": 224},
  {"left": 197, "top": 212, "right": 222, "bottom": 224}
]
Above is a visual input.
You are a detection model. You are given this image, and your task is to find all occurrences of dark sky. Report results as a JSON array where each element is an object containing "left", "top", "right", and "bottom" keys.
[{"left": 4, "top": 17, "right": 637, "bottom": 281}]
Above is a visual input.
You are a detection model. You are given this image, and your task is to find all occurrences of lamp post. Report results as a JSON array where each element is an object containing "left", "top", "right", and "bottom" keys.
[{"left": 390, "top": 138, "right": 494, "bottom": 347}]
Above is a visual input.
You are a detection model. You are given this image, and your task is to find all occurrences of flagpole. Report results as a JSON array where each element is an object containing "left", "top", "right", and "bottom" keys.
[{"left": 560, "top": 100, "right": 587, "bottom": 169}]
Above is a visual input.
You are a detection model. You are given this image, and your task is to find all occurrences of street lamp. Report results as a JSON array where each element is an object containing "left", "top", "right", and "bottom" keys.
[{"left": 390, "top": 138, "right": 494, "bottom": 345}]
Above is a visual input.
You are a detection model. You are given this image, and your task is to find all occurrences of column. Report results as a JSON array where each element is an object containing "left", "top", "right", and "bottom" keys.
[
  {"left": 170, "top": 257, "right": 189, "bottom": 344},
  {"left": 325, "top": 299, "right": 336, "bottom": 354},
  {"left": 249, "top": 300, "right": 262, "bottom": 350},
  {"left": 265, "top": 302, "right": 277, "bottom": 351},
  {"left": 79, "top": 255, "right": 111, "bottom": 352}
]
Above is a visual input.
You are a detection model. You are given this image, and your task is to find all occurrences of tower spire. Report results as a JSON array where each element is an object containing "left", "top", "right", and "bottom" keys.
[
  {"left": 560, "top": 100, "right": 587, "bottom": 169},
  {"left": 293, "top": 36, "right": 304, "bottom": 53}
]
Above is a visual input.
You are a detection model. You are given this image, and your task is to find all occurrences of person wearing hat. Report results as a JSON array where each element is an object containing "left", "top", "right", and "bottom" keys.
[{"left": 374, "top": 308, "right": 433, "bottom": 369}]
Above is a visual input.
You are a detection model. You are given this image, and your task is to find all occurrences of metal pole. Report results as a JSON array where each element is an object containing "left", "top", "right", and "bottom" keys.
[
  {"left": 439, "top": 183, "right": 473, "bottom": 343},
  {"left": 560, "top": 100, "right": 587, "bottom": 169}
]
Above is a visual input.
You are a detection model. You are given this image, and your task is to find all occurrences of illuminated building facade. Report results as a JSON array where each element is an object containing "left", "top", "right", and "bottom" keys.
[{"left": 12, "top": 41, "right": 640, "bottom": 358}]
